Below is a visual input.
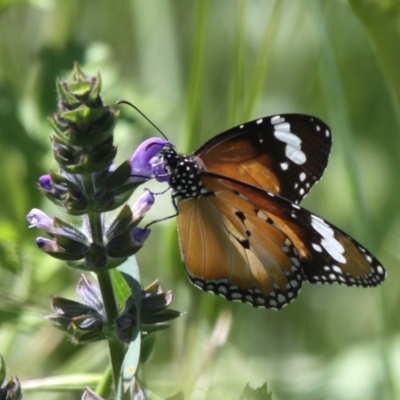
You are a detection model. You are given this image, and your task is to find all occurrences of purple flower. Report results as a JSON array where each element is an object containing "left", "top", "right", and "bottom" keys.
[
  {"left": 36, "top": 237, "right": 59, "bottom": 252},
  {"left": 130, "top": 227, "right": 151, "bottom": 246},
  {"left": 132, "top": 190, "right": 154, "bottom": 221},
  {"left": 76, "top": 275, "right": 104, "bottom": 312},
  {"left": 26, "top": 208, "right": 55, "bottom": 234},
  {"left": 38, "top": 175, "right": 53, "bottom": 190},
  {"left": 129, "top": 138, "right": 169, "bottom": 183},
  {"left": 47, "top": 288, "right": 106, "bottom": 344}
]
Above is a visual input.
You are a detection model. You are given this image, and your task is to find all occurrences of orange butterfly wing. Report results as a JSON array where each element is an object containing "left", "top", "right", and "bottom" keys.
[
  {"left": 195, "top": 114, "right": 332, "bottom": 204},
  {"left": 176, "top": 175, "right": 386, "bottom": 309},
  {"left": 177, "top": 178, "right": 303, "bottom": 309},
  {"left": 160, "top": 114, "right": 386, "bottom": 309}
]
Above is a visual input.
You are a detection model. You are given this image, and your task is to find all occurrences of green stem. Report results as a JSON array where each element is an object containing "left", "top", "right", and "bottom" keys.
[
  {"left": 349, "top": 0, "right": 400, "bottom": 120},
  {"left": 228, "top": 0, "right": 247, "bottom": 126},
  {"left": 81, "top": 174, "right": 103, "bottom": 244},
  {"left": 244, "top": 1, "right": 283, "bottom": 120},
  {"left": 81, "top": 172, "right": 126, "bottom": 393},
  {"left": 97, "top": 271, "right": 126, "bottom": 392},
  {"left": 87, "top": 211, "right": 103, "bottom": 243},
  {"left": 95, "top": 365, "right": 112, "bottom": 399},
  {"left": 183, "top": 0, "right": 210, "bottom": 152},
  {"left": 348, "top": 3, "right": 400, "bottom": 398},
  {"left": 314, "top": 3, "right": 395, "bottom": 399}
]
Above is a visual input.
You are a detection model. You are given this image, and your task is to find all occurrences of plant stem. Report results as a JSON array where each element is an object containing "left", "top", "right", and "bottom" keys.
[
  {"left": 97, "top": 270, "right": 126, "bottom": 391},
  {"left": 228, "top": 0, "right": 247, "bottom": 126},
  {"left": 314, "top": 3, "right": 396, "bottom": 398},
  {"left": 349, "top": 0, "right": 400, "bottom": 121},
  {"left": 348, "top": 3, "right": 400, "bottom": 398},
  {"left": 244, "top": 0, "right": 283, "bottom": 120},
  {"left": 81, "top": 173, "right": 126, "bottom": 391},
  {"left": 183, "top": 0, "right": 210, "bottom": 152}
]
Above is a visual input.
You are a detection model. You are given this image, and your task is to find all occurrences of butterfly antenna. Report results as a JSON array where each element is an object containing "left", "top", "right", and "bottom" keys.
[{"left": 117, "top": 100, "right": 169, "bottom": 141}]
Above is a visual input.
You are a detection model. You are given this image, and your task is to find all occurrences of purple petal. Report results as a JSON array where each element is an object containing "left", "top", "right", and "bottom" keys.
[
  {"left": 36, "top": 237, "right": 59, "bottom": 252},
  {"left": 130, "top": 227, "right": 151, "bottom": 246},
  {"left": 77, "top": 275, "right": 103, "bottom": 310},
  {"left": 129, "top": 138, "right": 170, "bottom": 183},
  {"left": 38, "top": 175, "right": 53, "bottom": 190},
  {"left": 132, "top": 191, "right": 155, "bottom": 220},
  {"left": 26, "top": 208, "right": 55, "bottom": 233}
]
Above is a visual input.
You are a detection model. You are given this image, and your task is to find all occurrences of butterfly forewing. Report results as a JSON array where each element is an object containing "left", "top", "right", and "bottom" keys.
[{"left": 195, "top": 114, "right": 332, "bottom": 204}]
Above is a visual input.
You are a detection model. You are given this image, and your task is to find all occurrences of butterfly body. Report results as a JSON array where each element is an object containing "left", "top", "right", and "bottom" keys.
[
  {"left": 161, "top": 149, "right": 209, "bottom": 199},
  {"left": 158, "top": 114, "right": 386, "bottom": 309}
]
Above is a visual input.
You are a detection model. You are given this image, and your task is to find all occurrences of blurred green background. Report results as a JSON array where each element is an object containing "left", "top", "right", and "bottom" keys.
[{"left": 0, "top": 0, "right": 399, "bottom": 399}]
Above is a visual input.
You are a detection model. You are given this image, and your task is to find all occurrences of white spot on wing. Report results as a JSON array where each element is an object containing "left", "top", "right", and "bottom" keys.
[
  {"left": 271, "top": 115, "right": 285, "bottom": 124},
  {"left": 277, "top": 294, "right": 286, "bottom": 304},
  {"left": 376, "top": 265, "right": 385, "bottom": 275},
  {"left": 274, "top": 122, "right": 291, "bottom": 132},
  {"left": 332, "top": 265, "right": 343, "bottom": 275},
  {"left": 311, "top": 216, "right": 346, "bottom": 264},
  {"left": 274, "top": 126, "right": 306, "bottom": 165},
  {"left": 312, "top": 243, "right": 322, "bottom": 252}
]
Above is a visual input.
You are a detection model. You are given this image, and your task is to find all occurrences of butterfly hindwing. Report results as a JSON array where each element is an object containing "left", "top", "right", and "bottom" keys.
[
  {"left": 195, "top": 114, "right": 332, "bottom": 204},
  {"left": 177, "top": 177, "right": 304, "bottom": 309},
  {"left": 219, "top": 176, "right": 386, "bottom": 289}
]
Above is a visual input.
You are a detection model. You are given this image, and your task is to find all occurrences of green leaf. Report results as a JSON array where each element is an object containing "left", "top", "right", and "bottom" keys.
[
  {"left": 110, "top": 268, "right": 131, "bottom": 306},
  {"left": 115, "top": 258, "right": 142, "bottom": 399},
  {"left": 0, "top": 354, "right": 6, "bottom": 384}
]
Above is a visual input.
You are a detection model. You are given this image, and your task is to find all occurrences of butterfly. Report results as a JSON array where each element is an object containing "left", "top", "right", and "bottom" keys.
[{"left": 156, "top": 114, "right": 386, "bottom": 309}]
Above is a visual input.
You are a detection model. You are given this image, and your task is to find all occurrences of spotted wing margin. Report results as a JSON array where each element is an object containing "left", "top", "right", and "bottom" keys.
[
  {"left": 194, "top": 114, "right": 332, "bottom": 204},
  {"left": 211, "top": 174, "right": 387, "bottom": 287},
  {"left": 177, "top": 178, "right": 305, "bottom": 310}
]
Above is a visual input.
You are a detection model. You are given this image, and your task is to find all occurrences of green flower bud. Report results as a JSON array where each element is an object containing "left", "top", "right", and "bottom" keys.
[
  {"left": 47, "top": 275, "right": 107, "bottom": 344},
  {"left": 0, "top": 376, "right": 21, "bottom": 400},
  {"left": 49, "top": 63, "right": 118, "bottom": 174},
  {"left": 116, "top": 280, "right": 183, "bottom": 343}
]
